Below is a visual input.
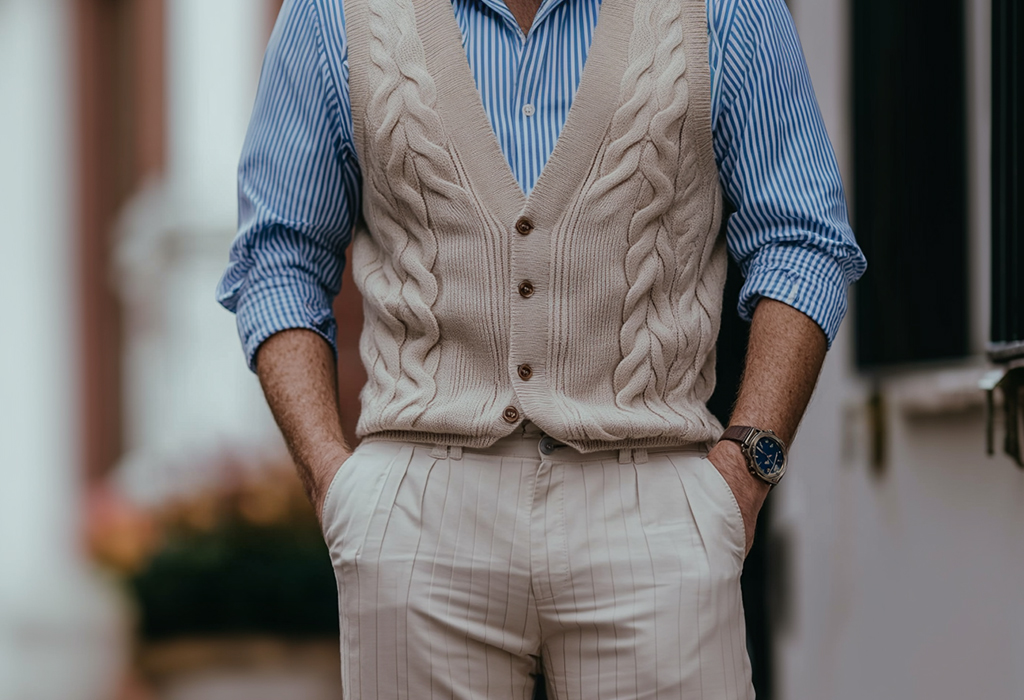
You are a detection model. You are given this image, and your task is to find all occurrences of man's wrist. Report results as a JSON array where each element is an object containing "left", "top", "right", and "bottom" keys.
[
  {"left": 313, "top": 441, "right": 350, "bottom": 479},
  {"left": 298, "top": 441, "right": 349, "bottom": 504},
  {"left": 712, "top": 440, "right": 770, "bottom": 495},
  {"left": 718, "top": 423, "right": 788, "bottom": 486}
]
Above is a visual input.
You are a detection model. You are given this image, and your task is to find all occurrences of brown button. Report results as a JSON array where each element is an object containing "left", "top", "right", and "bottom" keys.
[
  {"left": 515, "top": 217, "right": 534, "bottom": 235},
  {"left": 517, "top": 364, "right": 533, "bottom": 380},
  {"left": 502, "top": 405, "right": 520, "bottom": 423},
  {"left": 518, "top": 280, "right": 535, "bottom": 298}
]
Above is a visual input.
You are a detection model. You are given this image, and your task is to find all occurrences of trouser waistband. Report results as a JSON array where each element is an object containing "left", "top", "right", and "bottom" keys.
[{"left": 420, "top": 421, "right": 707, "bottom": 465}]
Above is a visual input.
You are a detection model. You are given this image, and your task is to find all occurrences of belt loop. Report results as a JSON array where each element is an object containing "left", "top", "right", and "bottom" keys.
[
  {"left": 429, "top": 444, "right": 448, "bottom": 459},
  {"left": 618, "top": 449, "right": 631, "bottom": 465},
  {"left": 449, "top": 445, "right": 463, "bottom": 461},
  {"left": 633, "top": 448, "right": 649, "bottom": 465}
]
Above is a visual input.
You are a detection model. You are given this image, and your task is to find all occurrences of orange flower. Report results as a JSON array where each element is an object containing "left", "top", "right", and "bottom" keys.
[{"left": 86, "top": 482, "right": 162, "bottom": 575}]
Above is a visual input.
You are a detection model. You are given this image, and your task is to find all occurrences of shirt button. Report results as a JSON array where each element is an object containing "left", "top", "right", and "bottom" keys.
[
  {"left": 517, "top": 364, "right": 533, "bottom": 380},
  {"left": 518, "top": 280, "right": 535, "bottom": 298},
  {"left": 515, "top": 217, "right": 533, "bottom": 235},
  {"left": 523, "top": 103, "right": 535, "bottom": 117},
  {"left": 502, "top": 405, "right": 520, "bottom": 424}
]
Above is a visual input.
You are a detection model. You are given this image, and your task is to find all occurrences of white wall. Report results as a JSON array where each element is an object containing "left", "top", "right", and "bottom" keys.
[
  {"left": 777, "top": 1, "right": 1024, "bottom": 698},
  {"left": 0, "top": 1, "right": 127, "bottom": 698},
  {"left": 115, "top": 0, "right": 284, "bottom": 503}
]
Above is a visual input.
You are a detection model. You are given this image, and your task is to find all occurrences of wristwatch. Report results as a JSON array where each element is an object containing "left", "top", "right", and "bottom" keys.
[{"left": 719, "top": 426, "right": 788, "bottom": 486}]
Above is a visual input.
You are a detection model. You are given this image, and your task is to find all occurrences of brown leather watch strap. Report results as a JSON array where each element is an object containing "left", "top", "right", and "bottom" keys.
[{"left": 721, "top": 425, "right": 756, "bottom": 444}]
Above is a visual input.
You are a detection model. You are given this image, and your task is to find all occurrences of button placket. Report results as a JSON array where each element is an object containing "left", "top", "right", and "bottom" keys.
[{"left": 509, "top": 208, "right": 544, "bottom": 430}]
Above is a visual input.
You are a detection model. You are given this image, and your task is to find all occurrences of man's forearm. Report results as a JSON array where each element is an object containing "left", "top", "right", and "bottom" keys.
[
  {"left": 708, "top": 297, "right": 828, "bottom": 552},
  {"left": 255, "top": 329, "right": 351, "bottom": 517},
  {"left": 730, "top": 298, "right": 828, "bottom": 444}
]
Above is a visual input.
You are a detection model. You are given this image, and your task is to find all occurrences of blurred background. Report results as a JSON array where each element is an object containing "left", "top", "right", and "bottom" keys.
[{"left": 0, "top": 0, "right": 1021, "bottom": 699}]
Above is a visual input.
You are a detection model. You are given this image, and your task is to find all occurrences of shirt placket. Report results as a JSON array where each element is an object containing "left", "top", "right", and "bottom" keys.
[
  {"left": 511, "top": 27, "right": 544, "bottom": 185},
  {"left": 507, "top": 0, "right": 567, "bottom": 188}
]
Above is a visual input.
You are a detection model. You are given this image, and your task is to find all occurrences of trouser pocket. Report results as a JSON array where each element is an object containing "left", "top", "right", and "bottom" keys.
[
  {"left": 668, "top": 453, "right": 746, "bottom": 569},
  {"left": 700, "top": 455, "right": 747, "bottom": 549},
  {"left": 321, "top": 441, "right": 414, "bottom": 568}
]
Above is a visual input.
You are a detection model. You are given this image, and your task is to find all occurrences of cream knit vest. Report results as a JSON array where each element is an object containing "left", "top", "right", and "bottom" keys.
[{"left": 343, "top": 0, "right": 726, "bottom": 452}]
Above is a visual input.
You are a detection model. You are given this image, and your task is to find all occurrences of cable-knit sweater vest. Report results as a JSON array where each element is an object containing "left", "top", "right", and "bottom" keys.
[{"left": 343, "top": 0, "right": 726, "bottom": 452}]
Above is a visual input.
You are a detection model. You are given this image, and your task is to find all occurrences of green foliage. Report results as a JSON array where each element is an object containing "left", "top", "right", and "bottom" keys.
[{"left": 130, "top": 521, "right": 338, "bottom": 639}]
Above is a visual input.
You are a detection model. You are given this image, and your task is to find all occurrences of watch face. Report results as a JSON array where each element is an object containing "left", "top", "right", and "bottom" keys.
[{"left": 753, "top": 435, "right": 785, "bottom": 478}]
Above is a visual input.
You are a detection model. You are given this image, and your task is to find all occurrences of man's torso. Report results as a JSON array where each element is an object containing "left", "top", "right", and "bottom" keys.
[{"left": 340, "top": 0, "right": 726, "bottom": 451}]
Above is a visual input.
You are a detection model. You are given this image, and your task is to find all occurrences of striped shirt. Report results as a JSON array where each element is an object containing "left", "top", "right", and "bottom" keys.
[{"left": 217, "top": 0, "right": 867, "bottom": 370}]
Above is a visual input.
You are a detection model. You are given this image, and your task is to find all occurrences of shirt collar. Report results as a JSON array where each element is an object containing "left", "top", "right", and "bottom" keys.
[{"left": 466, "top": 0, "right": 576, "bottom": 35}]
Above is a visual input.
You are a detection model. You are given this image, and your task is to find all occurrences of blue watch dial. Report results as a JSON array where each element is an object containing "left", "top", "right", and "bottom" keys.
[{"left": 753, "top": 435, "right": 785, "bottom": 477}]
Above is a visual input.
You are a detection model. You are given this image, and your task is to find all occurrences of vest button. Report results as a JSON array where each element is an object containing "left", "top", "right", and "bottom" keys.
[
  {"left": 502, "top": 405, "right": 520, "bottom": 424},
  {"left": 517, "top": 364, "right": 533, "bottom": 380},
  {"left": 518, "top": 280, "right": 535, "bottom": 298},
  {"left": 515, "top": 217, "right": 534, "bottom": 235}
]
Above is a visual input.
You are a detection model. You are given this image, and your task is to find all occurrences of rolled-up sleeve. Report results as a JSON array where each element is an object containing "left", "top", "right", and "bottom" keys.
[
  {"left": 216, "top": 0, "right": 359, "bottom": 370},
  {"left": 709, "top": 0, "right": 867, "bottom": 346}
]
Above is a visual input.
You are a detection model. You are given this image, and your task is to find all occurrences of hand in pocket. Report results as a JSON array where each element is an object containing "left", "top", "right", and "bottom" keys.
[
  {"left": 312, "top": 446, "right": 352, "bottom": 528},
  {"left": 705, "top": 440, "right": 769, "bottom": 556}
]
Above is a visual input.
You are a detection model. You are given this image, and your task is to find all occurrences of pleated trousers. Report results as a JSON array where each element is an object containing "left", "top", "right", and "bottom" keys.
[{"left": 321, "top": 422, "right": 754, "bottom": 700}]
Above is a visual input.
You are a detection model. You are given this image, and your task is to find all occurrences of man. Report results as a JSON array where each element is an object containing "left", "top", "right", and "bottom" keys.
[{"left": 218, "top": 0, "right": 865, "bottom": 697}]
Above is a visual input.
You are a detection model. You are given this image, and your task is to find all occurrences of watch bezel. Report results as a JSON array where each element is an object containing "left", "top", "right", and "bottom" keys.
[{"left": 746, "top": 431, "right": 786, "bottom": 485}]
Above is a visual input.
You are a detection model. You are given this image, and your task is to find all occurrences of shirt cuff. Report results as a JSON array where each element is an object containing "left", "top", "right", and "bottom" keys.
[
  {"left": 737, "top": 247, "right": 851, "bottom": 348},
  {"left": 223, "top": 276, "right": 338, "bottom": 372}
]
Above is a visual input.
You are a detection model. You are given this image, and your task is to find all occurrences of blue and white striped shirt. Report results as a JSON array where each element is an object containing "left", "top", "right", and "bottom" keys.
[{"left": 218, "top": 0, "right": 866, "bottom": 369}]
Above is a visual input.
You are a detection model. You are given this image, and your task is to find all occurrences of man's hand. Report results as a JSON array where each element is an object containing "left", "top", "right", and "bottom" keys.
[
  {"left": 706, "top": 439, "right": 769, "bottom": 556},
  {"left": 254, "top": 329, "right": 353, "bottom": 528}
]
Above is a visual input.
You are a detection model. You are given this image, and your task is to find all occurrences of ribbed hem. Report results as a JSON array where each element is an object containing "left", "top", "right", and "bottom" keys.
[{"left": 363, "top": 424, "right": 721, "bottom": 456}]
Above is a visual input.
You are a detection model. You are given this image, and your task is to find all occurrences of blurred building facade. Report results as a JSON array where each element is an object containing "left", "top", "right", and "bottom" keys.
[
  {"left": 0, "top": 2, "right": 121, "bottom": 698},
  {"left": 0, "top": 0, "right": 1020, "bottom": 699},
  {"left": 1, "top": 1, "right": 292, "bottom": 697},
  {"left": 778, "top": 1, "right": 1024, "bottom": 698}
]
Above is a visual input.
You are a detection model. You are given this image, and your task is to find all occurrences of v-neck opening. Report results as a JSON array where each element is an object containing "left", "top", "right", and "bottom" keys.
[{"left": 417, "top": 0, "right": 634, "bottom": 222}]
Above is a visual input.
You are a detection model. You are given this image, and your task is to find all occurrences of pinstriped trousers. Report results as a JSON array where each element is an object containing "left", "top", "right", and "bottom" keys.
[{"left": 321, "top": 423, "right": 754, "bottom": 700}]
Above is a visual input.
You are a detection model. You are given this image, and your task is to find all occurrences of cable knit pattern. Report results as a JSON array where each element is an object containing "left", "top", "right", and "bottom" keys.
[
  {"left": 344, "top": 0, "right": 724, "bottom": 452},
  {"left": 587, "top": 0, "right": 691, "bottom": 422},
  {"left": 352, "top": 0, "right": 469, "bottom": 429}
]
